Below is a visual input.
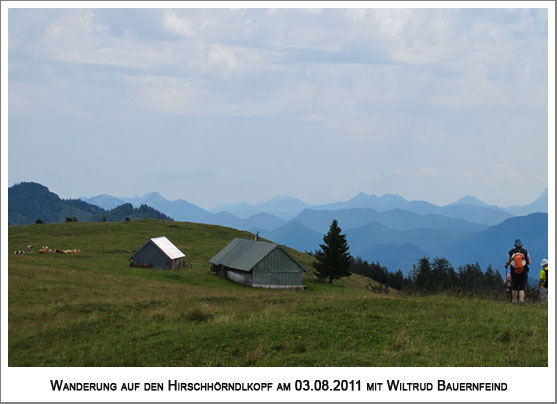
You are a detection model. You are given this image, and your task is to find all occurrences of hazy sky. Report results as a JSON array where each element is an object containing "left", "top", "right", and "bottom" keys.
[{"left": 7, "top": 6, "right": 550, "bottom": 209}]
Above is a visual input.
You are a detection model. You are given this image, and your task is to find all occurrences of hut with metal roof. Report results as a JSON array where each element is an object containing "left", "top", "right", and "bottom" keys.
[
  {"left": 209, "top": 238, "right": 305, "bottom": 289},
  {"left": 130, "top": 236, "right": 185, "bottom": 269}
]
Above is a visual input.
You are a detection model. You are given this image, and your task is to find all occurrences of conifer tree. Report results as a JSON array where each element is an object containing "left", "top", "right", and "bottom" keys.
[
  {"left": 411, "top": 257, "right": 433, "bottom": 292},
  {"left": 313, "top": 219, "right": 352, "bottom": 284}
]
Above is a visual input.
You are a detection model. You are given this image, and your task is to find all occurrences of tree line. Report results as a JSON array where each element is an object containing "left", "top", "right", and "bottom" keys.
[{"left": 350, "top": 256, "right": 512, "bottom": 298}]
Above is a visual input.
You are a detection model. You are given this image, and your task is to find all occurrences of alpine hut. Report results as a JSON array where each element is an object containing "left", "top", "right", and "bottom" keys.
[
  {"left": 209, "top": 238, "right": 306, "bottom": 289},
  {"left": 130, "top": 236, "right": 185, "bottom": 269}
]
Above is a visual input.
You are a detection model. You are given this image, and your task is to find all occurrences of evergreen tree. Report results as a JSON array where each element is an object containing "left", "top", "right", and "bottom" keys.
[
  {"left": 432, "top": 257, "right": 453, "bottom": 292},
  {"left": 457, "top": 262, "right": 484, "bottom": 295},
  {"left": 391, "top": 269, "right": 405, "bottom": 290},
  {"left": 313, "top": 219, "right": 352, "bottom": 284},
  {"left": 410, "top": 257, "right": 433, "bottom": 292}
]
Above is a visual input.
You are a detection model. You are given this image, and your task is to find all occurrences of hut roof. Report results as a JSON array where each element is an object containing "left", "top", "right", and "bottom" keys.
[
  {"left": 133, "top": 236, "right": 185, "bottom": 260},
  {"left": 209, "top": 238, "right": 305, "bottom": 272}
]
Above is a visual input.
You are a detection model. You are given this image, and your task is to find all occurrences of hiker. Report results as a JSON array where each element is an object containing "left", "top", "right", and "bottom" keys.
[
  {"left": 537, "top": 259, "right": 548, "bottom": 301},
  {"left": 503, "top": 271, "right": 512, "bottom": 302},
  {"left": 504, "top": 239, "right": 531, "bottom": 305}
]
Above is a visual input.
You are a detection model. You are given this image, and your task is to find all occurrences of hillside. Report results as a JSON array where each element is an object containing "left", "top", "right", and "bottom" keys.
[
  {"left": 7, "top": 219, "right": 317, "bottom": 281},
  {"left": 8, "top": 182, "right": 172, "bottom": 225},
  {"left": 8, "top": 219, "right": 548, "bottom": 366},
  {"left": 9, "top": 182, "right": 74, "bottom": 225}
]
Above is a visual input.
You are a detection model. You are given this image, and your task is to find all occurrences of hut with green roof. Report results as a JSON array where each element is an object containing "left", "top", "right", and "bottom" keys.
[{"left": 209, "top": 238, "right": 305, "bottom": 289}]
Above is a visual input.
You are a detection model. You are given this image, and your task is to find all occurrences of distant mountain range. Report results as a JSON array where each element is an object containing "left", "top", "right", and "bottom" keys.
[
  {"left": 83, "top": 192, "right": 211, "bottom": 222},
  {"left": 80, "top": 192, "right": 289, "bottom": 232},
  {"left": 211, "top": 190, "right": 546, "bottom": 225},
  {"left": 80, "top": 188, "right": 547, "bottom": 229},
  {"left": 10, "top": 182, "right": 548, "bottom": 276},
  {"left": 289, "top": 208, "right": 489, "bottom": 234}
]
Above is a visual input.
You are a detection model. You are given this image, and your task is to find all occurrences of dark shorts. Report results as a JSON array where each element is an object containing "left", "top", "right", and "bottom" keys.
[{"left": 511, "top": 271, "right": 528, "bottom": 291}]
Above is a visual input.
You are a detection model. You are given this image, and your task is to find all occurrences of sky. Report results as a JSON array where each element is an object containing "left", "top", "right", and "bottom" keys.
[{"left": 6, "top": 5, "right": 551, "bottom": 209}]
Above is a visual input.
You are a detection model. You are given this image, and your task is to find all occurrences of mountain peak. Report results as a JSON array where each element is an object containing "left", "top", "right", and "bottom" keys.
[
  {"left": 349, "top": 192, "right": 371, "bottom": 202},
  {"left": 448, "top": 195, "right": 491, "bottom": 208},
  {"left": 143, "top": 191, "right": 163, "bottom": 199},
  {"left": 10, "top": 181, "right": 51, "bottom": 193}
]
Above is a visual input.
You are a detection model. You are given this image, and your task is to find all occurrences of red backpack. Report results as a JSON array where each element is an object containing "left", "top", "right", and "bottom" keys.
[{"left": 511, "top": 251, "right": 526, "bottom": 273}]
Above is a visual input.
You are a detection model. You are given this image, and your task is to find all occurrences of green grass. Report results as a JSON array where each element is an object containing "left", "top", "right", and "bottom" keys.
[{"left": 8, "top": 220, "right": 548, "bottom": 366}]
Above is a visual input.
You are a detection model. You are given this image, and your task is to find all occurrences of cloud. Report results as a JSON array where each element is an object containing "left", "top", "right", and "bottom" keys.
[
  {"left": 162, "top": 10, "right": 195, "bottom": 38},
  {"left": 41, "top": 10, "right": 108, "bottom": 61},
  {"left": 207, "top": 44, "right": 240, "bottom": 70},
  {"left": 11, "top": 6, "right": 546, "bottom": 138}
]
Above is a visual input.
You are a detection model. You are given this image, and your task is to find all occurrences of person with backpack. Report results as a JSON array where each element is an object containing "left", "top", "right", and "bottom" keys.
[
  {"left": 537, "top": 259, "right": 548, "bottom": 301},
  {"left": 504, "top": 239, "right": 531, "bottom": 305}
]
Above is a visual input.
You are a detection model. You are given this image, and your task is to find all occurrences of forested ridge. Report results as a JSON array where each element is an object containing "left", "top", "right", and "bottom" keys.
[{"left": 8, "top": 182, "right": 172, "bottom": 225}]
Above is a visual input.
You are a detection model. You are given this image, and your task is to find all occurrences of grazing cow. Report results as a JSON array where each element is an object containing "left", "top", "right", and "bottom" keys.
[
  {"left": 55, "top": 248, "right": 81, "bottom": 254},
  {"left": 26, "top": 245, "right": 33, "bottom": 253},
  {"left": 38, "top": 246, "right": 51, "bottom": 254}
]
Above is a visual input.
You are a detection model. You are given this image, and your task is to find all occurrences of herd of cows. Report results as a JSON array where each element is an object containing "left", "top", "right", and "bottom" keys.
[{"left": 13, "top": 245, "right": 80, "bottom": 255}]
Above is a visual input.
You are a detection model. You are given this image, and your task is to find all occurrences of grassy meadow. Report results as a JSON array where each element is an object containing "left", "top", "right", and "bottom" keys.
[{"left": 8, "top": 220, "right": 548, "bottom": 366}]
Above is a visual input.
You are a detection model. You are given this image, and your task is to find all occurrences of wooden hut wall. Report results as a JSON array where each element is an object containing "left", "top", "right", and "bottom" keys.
[
  {"left": 133, "top": 242, "right": 170, "bottom": 269},
  {"left": 252, "top": 271, "right": 302, "bottom": 287},
  {"left": 252, "top": 248, "right": 303, "bottom": 287}
]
